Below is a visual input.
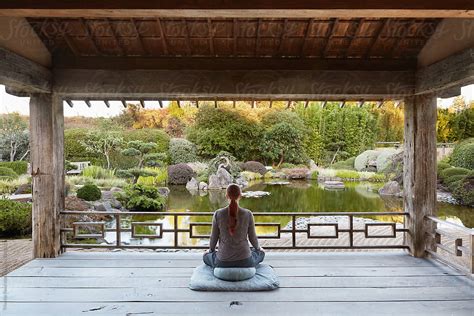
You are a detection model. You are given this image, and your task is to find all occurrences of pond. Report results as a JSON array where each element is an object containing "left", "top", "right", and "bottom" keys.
[
  {"left": 98, "top": 180, "right": 473, "bottom": 247},
  {"left": 167, "top": 180, "right": 474, "bottom": 228}
]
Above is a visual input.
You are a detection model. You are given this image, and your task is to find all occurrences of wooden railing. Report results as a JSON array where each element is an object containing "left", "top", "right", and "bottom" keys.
[
  {"left": 425, "top": 216, "right": 474, "bottom": 274},
  {"left": 60, "top": 210, "right": 409, "bottom": 251}
]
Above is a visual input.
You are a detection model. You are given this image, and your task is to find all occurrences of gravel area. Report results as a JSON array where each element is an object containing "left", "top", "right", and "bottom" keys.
[{"left": 0, "top": 239, "right": 33, "bottom": 276}]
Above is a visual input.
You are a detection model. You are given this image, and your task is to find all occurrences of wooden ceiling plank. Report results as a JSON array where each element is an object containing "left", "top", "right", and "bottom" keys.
[
  {"left": 344, "top": 18, "right": 364, "bottom": 58},
  {"left": 79, "top": 18, "right": 101, "bottom": 55},
  {"left": 322, "top": 18, "right": 338, "bottom": 58},
  {"left": 156, "top": 18, "right": 169, "bottom": 55},
  {"left": 277, "top": 18, "right": 288, "bottom": 56},
  {"left": 207, "top": 18, "right": 215, "bottom": 56},
  {"left": 233, "top": 18, "right": 238, "bottom": 57},
  {"left": 183, "top": 19, "right": 192, "bottom": 56},
  {"left": 255, "top": 18, "right": 261, "bottom": 56},
  {"left": 365, "top": 18, "right": 389, "bottom": 58},
  {"left": 131, "top": 18, "right": 148, "bottom": 56},
  {"left": 107, "top": 18, "right": 125, "bottom": 56},
  {"left": 391, "top": 19, "right": 418, "bottom": 58},
  {"left": 300, "top": 18, "right": 314, "bottom": 57}
]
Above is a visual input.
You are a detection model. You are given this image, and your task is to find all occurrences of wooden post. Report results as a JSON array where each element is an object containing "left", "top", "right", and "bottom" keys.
[
  {"left": 403, "top": 93, "right": 437, "bottom": 258},
  {"left": 29, "top": 93, "right": 64, "bottom": 258}
]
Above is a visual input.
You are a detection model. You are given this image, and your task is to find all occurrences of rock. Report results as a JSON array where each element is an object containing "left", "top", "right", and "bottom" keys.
[
  {"left": 378, "top": 181, "right": 402, "bottom": 196},
  {"left": 208, "top": 174, "right": 221, "bottom": 190},
  {"left": 14, "top": 183, "right": 31, "bottom": 195},
  {"left": 158, "top": 187, "right": 170, "bottom": 197},
  {"left": 216, "top": 166, "right": 233, "bottom": 188},
  {"left": 282, "top": 168, "right": 309, "bottom": 179},
  {"left": 94, "top": 201, "right": 114, "bottom": 212},
  {"left": 186, "top": 177, "right": 199, "bottom": 191},
  {"left": 199, "top": 182, "right": 208, "bottom": 191},
  {"left": 267, "top": 181, "right": 290, "bottom": 185},
  {"left": 241, "top": 191, "right": 270, "bottom": 198},
  {"left": 110, "top": 187, "right": 123, "bottom": 193},
  {"left": 110, "top": 199, "right": 122, "bottom": 209},
  {"left": 235, "top": 176, "right": 249, "bottom": 188},
  {"left": 101, "top": 190, "right": 114, "bottom": 200},
  {"left": 65, "top": 196, "right": 90, "bottom": 212},
  {"left": 323, "top": 181, "right": 345, "bottom": 190}
]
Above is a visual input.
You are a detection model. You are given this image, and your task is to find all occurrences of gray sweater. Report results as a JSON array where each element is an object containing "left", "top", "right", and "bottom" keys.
[{"left": 209, "top": 206, "right": 260, "bottom": 262}]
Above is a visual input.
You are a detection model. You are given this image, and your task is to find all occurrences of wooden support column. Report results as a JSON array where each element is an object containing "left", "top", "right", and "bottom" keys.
[
  {"left": 403, "top": 93, "right": 437, "bottom": 258},
  {"left": 29, "top": 93, "right": 64, "bottom": 258}
]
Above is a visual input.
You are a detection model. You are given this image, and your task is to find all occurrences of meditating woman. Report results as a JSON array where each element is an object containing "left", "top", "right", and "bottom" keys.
[{"left": 203, "top": 184, "right": 265, "bottom": 268}]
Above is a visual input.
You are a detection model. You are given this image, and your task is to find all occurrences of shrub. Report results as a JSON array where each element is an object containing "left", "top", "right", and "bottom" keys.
[
  {"left": 137, "top": 167, "right": 167, "bottom": 186},
  {"left": 67, "top": 176, "right": 127, "bottom": 189},
  {"left": 168, "top": 163, "right": 195, "bottom": 185},
  {"left": 440, "top": 167, "right": 471, "bottom": 181},
  {"left": 310, "top": 170, "right": 319, "bottom": 180},
  {"left": 240, "top": 171, "right": 263, "bottom": 181},
  {"left": 444, "top": 174, "right": 467, "bottom": 186},
  {"left": 450, "top": 138, "right": 474, "bottom": 170},
  {"left": 0, "top": 167, "right": 18, "bottom": 180},
  {"left": 452, "top": 175, "right": 474, "bottom": 206},
  {"left": 370, "top": 173, "right": 387, "bottom": 182},
  {"left": 169, "top": 138, "right": 198, "bottom": 164},
  {"left": 242, "top": 161, "right": 267, "bottom": 175},
  {"left": 331, "top": 157, "right": 356, "bottom": 170},
  {"left": 76, "top": 183, "right": 102, "bottom": 201},
  {"left": 279, "top": 163, "right": 296, "bottom": 169},
  {"left": 82, "top": 165, "right": 115, "bottom": 179},
  {"left": 0, "top": 199, "right": 31, "bottom": 237},
  {"left": 115, "top": 184, "right": 166, "bottom": 212},
  {"left": 65, "top": 128, "right": 104, "bottom": 165},
  {"left": 123, "top": 129, "right": 170, "bottom": 153},
  {"left": 437, "top": 162, "right": 451, "bottom": 176},
  {"left": 335, "top": 169, "right": 360, "bottom": 180},
  {"left": 0, "top": 161, "right": 28, "bottom": 175}
]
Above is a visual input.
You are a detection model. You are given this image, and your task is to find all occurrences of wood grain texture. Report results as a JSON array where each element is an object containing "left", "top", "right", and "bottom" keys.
[
  {"left": 403, "top": 94, "right": 437, "bottom": 258},
  {"left": 0, "top": 47, "right": 51, "bottom": 93},
  {"left": 1, "top": 252, "right": 473, "bottom": 315}
]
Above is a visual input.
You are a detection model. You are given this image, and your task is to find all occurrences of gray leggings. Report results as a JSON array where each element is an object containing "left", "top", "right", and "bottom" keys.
[{"left": 203, "top": 248, "right": 265, "bottom": 268}]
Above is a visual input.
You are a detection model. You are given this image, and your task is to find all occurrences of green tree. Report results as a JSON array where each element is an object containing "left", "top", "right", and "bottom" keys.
[
  {"left": 0, "top": 113, "right": 29, "bottom": 161},
  {"left": 121, "top": 140, "right": 166, "bottom": 168},
  {"left": 81, "top": 130, "right": 123, "bottom": 169},
  {"left": 260, "top": 122, "right": 305, "bottom": 167}
]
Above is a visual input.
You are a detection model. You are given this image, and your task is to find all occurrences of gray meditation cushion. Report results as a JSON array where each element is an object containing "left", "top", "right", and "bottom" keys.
[
  {"left": 213, "top": 267, "right": 256, "bottom": 281},
  {"left": 189, "top": 264, "right": 279, "bottom": 291}
]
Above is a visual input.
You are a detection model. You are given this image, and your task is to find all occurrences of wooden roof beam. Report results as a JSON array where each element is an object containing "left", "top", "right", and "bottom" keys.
[
  {"left": 104, "top": 100, "right": 111, "bottom": 108},
  {"left": 121, "top": 100, "right": 128, "bottom": 108},
  {"left": 0, "top": 47, "right": 52, "bottom": 94},
  {"left": 2, "top": 2, "right": 472, "bottom": 18},
  {"left": 65, "top": 99, "right": 74, "bottom": 108}
]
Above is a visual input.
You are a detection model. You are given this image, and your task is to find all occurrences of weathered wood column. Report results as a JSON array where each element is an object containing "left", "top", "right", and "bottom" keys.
[
  {"left": 29, "top": 93, "right": 64, "bottom": 258},
  {"left": 403, "top": 93, "right": 437, "bottom": 258}
]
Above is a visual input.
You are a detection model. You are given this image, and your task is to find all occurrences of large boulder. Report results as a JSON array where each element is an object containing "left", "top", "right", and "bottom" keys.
[
  {"left": 378, "top": 181, "right": 402, "bottom": 196},
  {"left": 354, "top": 150, "right": 382, "bottom": 171},
  {"left": 375, "top": 149, "right": 399, "bottom": 173},
  {"left": 199, "top": 182, "right": 208, "bottom": 191},
  {"left": 208, "top": 174, "right": 221, "bottom": 190},
  {"left": 186, "top": 177, "right": 199, "bottom": 191},
  {"left": 282, "top": 168, "right": 309, "bottom": 179},
  {"left": 94, "top": 201, "right": 114, "bottom": 212},
  {"left": 65, "top": 196, "right": 90, "bottom": 212},
  {"left": 157, "top": 187, "right": 170, "bottom": 197},
  {"left": 216, "top": 167, "right": 233, "bottom": 188}
]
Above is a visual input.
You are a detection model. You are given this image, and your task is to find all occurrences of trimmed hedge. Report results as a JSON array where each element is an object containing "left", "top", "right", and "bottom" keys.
[
  {"left": 437, "top": 162, "right": 451, "bottom": 176},
  {"left": 0, "top": 161, "right": 28, "bottom": 175},
  {"left": 452, "top": 175, "right": 474, "bottom": 206},
  {"left": 168, "top": 163, "right": 195, "bottom": 185},
  {"left": 242, "top": 161, "right": 267, "bottom": 175},
  {"left": 115, "top": 184, "right": 166, "bottom": 212},
  {"left": 0, "top": 167, "right": 18, "bottom": 180},
  {"left": 0, "top": 200, "right": 31, "bottom": 237},
  {"left": 169, "top": 138, "right": 198, "bottom": 164},
  {"left": 77, "top": 183, "right": 102, "bottom": 201},
  {"left": 450, "top": 138, "right": 474, "bottom": 170},
  {"left": 439, "top": 167, "right": 471, "bottom": 181}
]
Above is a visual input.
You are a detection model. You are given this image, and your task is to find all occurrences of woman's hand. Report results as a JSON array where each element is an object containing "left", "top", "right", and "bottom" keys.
[
  {"left": 204, "top": 249, "right": 210, "bottom": 254},
  {"left": 259, "top": 247, "right": 265, "bottom": 252}
]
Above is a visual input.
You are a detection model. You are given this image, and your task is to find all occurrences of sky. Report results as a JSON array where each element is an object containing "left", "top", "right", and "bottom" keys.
[{"left": 0, "top": 84, "right": 473, "bottom": 118}]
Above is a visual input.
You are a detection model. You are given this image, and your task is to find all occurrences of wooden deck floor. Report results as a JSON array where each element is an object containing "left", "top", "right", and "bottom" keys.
[{"left": 1, "top": 251, "right": 473, "bottom": 315}]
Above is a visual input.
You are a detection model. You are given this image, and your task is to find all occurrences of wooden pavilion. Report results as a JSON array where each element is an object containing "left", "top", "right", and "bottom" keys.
[{"left": 0, "top": 2, "right": 473, "bottom": 314}]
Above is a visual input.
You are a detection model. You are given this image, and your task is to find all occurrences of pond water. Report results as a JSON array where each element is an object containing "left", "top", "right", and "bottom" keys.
[
  {"left": 99, "top": 180, "right": 472, "bottom": 247},
  {"left": 167, "top": 180, "right": 474, "bottom": 228}
]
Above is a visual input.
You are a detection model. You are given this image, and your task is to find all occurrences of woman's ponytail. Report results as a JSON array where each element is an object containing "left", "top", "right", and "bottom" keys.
[{"left": 226, "top": 184, "right": 241, "bottom": 236}]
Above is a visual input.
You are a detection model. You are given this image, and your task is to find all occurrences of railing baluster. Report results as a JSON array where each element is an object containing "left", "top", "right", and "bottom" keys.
[
  {"left": 115, "top": 214, "right": 121, "bottom": 248},
  {"left": 292, "top": 215, "right": 296, "bottom": 248},
  {"left": 349, "top": 215, "right": 353, "bottom": 247},
  {"left": 470, "top": 233, "right": 474, "bottom": 274},
  {"left": 174, "top": 214, "right": 179, "bottom": 248}
]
